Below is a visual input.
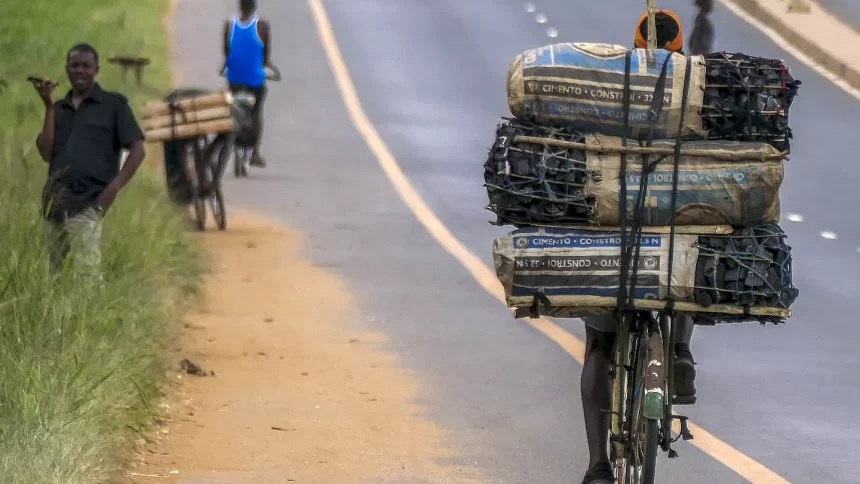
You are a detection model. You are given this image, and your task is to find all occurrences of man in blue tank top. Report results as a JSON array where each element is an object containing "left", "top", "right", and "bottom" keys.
[{"left": 222, "top": 0, "right": 272, "bottom": 167}]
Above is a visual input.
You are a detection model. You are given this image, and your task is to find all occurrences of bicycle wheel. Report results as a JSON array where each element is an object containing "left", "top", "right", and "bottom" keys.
[
  {"left": 641, "top": 419, "right": 659, "bottom": 484},
  {"left": 626, "top": 322, "right": 663, "bottom": 484},
  {"left": 234, "top": 146, "right": 250, "bottom": 177},
  {"left": 185, "top": 140, "right": 207, "bottom": 231},
  {"left": 233, "top": 145, "right": 242, "bottom": 177},
  {"left": 210, "top": 163, "right": 227, "bottom": 231}
]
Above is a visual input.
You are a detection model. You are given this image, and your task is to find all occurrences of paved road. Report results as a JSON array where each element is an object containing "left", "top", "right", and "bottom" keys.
[{"left": 173, "top": 0, "right": 860, "bottom": 482}]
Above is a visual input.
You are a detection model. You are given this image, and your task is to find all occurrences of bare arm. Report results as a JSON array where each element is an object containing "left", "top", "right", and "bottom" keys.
[
  {"left": 112, "top": 102, "right": 146, "bottom": 190},
  {"left": 34, "top": 79, "right": 57, "bottom": 162},
  {"left": 220, "top": 19, "right": 230, "bottom": 74},
  {"left": 260, "top": 20, "right": 271, "bottom": 66},
  {"left": 223, "top": 19, "right": 231, "bottom": 59},
  {"left": 95, "top": 101, "right": 147, "bottom": 211},
  {"left": 36, "top": 104, "right": 55, "bottom": 162},
  {"left": 112, "top": 139, "right": 146, "bottom": 189}
]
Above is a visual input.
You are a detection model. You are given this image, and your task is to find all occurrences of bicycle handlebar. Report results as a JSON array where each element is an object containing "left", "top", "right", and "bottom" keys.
[
  {"left": 218, "top": 63, "right": 282, "bottom": 82},
  {"left": 265, "top": 64, "right": 282, "bottom": 82}
]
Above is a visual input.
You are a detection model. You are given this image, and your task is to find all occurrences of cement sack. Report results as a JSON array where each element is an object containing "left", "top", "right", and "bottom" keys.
[
  {"left": 506, "top": 43, "right": 707, "bottom": 140},
  {"left": 483, "top": 117, "right": 785, "bottom": 228},
  {"left": 493, "top": 227, "right": 699, "bottom": 318},
  {"left": 585, "top": 133, "right": 784, "bottom": 226}
]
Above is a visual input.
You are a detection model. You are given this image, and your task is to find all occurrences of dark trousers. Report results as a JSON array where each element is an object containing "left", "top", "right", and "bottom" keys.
[{"left": 228, "top": 82, "right": 267, "bottom": 148}]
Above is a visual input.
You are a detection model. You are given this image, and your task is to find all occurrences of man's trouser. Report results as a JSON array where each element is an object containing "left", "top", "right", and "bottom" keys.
[{"left": 45, "top": 207, "right": 103, "bottom": 277}]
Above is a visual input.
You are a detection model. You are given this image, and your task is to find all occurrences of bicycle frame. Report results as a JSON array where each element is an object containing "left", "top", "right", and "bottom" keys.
[{"left": 610, "top": 310, "right": 679, "bottom": 483}]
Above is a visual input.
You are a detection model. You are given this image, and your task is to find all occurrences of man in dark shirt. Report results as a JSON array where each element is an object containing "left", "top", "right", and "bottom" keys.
[{"left": 34, "top": 43, "right": 146, "bottom": 275}]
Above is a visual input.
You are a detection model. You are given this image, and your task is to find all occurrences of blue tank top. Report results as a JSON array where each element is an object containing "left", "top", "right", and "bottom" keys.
[{"left": 225, "top": 16, "right": 265, "bottom": 87}]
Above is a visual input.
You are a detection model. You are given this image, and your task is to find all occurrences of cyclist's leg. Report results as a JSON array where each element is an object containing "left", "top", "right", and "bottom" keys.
[
  {"left": 581, "top": 314, "right": 617, "bottom": 483},
  {"left": 249, "top": 82, "right": 267, "bottom": 166},
  {"left": 673, "top": 314, "right": 697, "bottom": 402}
]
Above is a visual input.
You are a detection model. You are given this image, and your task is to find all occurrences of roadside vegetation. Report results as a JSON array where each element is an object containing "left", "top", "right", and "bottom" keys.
[{"left": 0, "top": 1, "right": 203, "bottom": 482}]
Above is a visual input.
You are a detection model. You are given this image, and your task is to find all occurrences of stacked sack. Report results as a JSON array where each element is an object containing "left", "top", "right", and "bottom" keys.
[{"left": 486, "top": 43, "right": 801, "bottom": 324}]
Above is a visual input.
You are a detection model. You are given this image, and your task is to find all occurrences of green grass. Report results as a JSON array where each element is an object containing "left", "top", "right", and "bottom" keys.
[{"left": 0, "top": 1, "right": 205, "bottom": 482}]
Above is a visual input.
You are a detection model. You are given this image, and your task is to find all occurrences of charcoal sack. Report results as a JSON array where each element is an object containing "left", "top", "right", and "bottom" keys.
[
  {"left": 484, "top": 118, "right": 785, "bottom": 227},
  {"left": 506, "top": 44, "right": 800, "bottom": 150},
  {"left": 506, "top": 43, "right": 707, "bottom": 140},
  {"left": 701, "top": 52, "right": 800, "bottom": 152},
  {"left": 587, "top": 133, "right": 784, "bottom": 226},
  {"left": 492, "top": 225, "right": 798, "bottom": 321}
]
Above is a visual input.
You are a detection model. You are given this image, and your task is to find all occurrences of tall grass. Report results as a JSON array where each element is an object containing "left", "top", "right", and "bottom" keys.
[{"left": 0, "top": 1, "right": 203, "bottom": 482}]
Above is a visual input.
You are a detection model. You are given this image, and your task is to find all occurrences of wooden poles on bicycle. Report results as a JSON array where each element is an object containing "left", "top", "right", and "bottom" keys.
[
  {"left": 647, "top": 0, "right": 657, "bottom": 50},
  {"left": 140, "top": 91, "right": 234, "bottom": 143}
]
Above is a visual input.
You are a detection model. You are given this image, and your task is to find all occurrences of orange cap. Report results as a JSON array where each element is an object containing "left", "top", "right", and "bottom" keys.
[{"left": 634, "top": 10, "right": 684, "bottom": 52}]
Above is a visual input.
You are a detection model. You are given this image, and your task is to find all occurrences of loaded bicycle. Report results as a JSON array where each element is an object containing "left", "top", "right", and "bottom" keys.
[
  {"left": 216, "top": 64, "right": 281, "bottom": 178},
  {"left": 107, "top": 56, "right": 233, "bottom": 231},
  {"left": 153, "top": 87, "right": 233, "bottom": 231},
  {"left": 488, "top": 9, "right": 799, "bottom": 479}
]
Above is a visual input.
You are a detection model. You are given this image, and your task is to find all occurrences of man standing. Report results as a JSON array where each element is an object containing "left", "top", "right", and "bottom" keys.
[
  {"left": 35, "top": 43, "right": 146, "bottom": 276},
  {"left": 222, "top": 0, "right": 272, "bottom": 168}
]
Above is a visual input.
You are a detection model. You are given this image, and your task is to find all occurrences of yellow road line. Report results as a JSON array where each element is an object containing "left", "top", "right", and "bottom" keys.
[{"left": 305, "top": 0, "right": 789, "bottom": 481}]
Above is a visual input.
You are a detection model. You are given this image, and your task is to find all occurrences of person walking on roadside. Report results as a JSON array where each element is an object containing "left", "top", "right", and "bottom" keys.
[
  {"left": 689, "top": 0, "right": 715, "bottom": 56},
  {"left": 221, "top": 0, "right": 272, "bottom": 168},
  {"left": 34, "top": 43, "right": 146, "bottom": 276}
]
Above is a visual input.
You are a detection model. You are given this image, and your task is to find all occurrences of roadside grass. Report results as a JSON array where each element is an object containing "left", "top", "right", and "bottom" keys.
[{"left": 0, "top": 1, "right": 204, "bottom": 482}]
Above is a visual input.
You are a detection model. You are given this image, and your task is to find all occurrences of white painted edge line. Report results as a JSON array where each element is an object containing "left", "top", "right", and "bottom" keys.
[{"left": 719, "top": 0, "right": 860, "bottom": 102}]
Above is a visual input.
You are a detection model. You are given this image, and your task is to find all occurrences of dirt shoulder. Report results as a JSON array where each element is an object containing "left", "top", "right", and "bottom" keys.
[{"left": 123, "top": 211, "right": 477, "bottom": 484}]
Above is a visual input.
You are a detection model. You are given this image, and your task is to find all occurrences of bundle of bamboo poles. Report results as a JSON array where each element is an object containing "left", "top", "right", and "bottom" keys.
[{"left": 141, "top": 91, "right": 234, "bottom": 143}]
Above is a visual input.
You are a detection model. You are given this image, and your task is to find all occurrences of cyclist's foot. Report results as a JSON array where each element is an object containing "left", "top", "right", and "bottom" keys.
[
  {"left": 581, "top": 461, "right": 615, "bottom": 484},
  {"left": 674, "top": 343, "right": 697, "bottom": 405},
  {"left": 250, "top": 151, "right": 267, "bottom": 167}
]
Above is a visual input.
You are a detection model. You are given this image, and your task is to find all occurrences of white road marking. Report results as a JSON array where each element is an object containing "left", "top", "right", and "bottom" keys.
[
  {"left": 535, "top": 13, "right": 547, "bottom": 24},
  {"left": 524, "top": 3, "right": 536, "bottom": 13},
  {"left": 719, "top": 0, "right": 860, "bottom": 102},
  {"left": 820, "top": 231, "right": 838, "bottom": 240},
  {"left": 786, "top": 213, "right": 804, "bottom": 222},
  {"left": 546, "top": 27, "right": 559, "bottom": 38}
]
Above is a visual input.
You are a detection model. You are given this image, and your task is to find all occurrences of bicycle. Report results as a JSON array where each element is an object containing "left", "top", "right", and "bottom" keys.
[
  {"left": 155, "top": 87, "right": 230, "bottom": 232},
  {"left": 217, "top": 64, "right": 281, "bottom": 178},
  {"left": 104, "top": 55, "right": 231, "bottom": 232},
  {"left": 185, "top": 132, "right": 227, "bottom": 231},
  {"left": 608, "top": 309, "right": 693, "bottom": 484}
]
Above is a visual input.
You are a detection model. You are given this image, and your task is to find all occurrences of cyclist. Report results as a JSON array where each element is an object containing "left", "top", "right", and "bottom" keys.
[
  {"left": 221, "top": 0, "right": 271, "bottom": 168},
  {"left": 580, "top": 9, "right": 702, "bottom": 484}
]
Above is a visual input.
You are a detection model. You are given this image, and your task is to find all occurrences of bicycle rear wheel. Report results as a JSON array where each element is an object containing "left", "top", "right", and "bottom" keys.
[
  {"left": 210, "top": 164, "right": 227, "bottom": 231},
  {"left": 641, "top": 419, "right": 659, "bottom": 484},
  {"left": 623, "top": 320, "right": 663, "bottom": 484},
  {"left": 184, "top": 140, "right": 207, "bottom": 231}
]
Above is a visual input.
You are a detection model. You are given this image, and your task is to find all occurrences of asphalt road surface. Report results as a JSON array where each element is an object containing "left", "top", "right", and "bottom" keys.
[
  {"left": 820, "top": 0, "right": 860, "bottom": 29},
  {"left": 172, "top": 0, "right": 860, "bottom": 482}
]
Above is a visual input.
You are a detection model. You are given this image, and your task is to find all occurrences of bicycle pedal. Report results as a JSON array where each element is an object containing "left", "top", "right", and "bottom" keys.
[
  {"left": 672, "top": 415, "right": 695, "bottom": 441},
  {"left": 672, "top": 395, "right": 697, "bottom": 405}
]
